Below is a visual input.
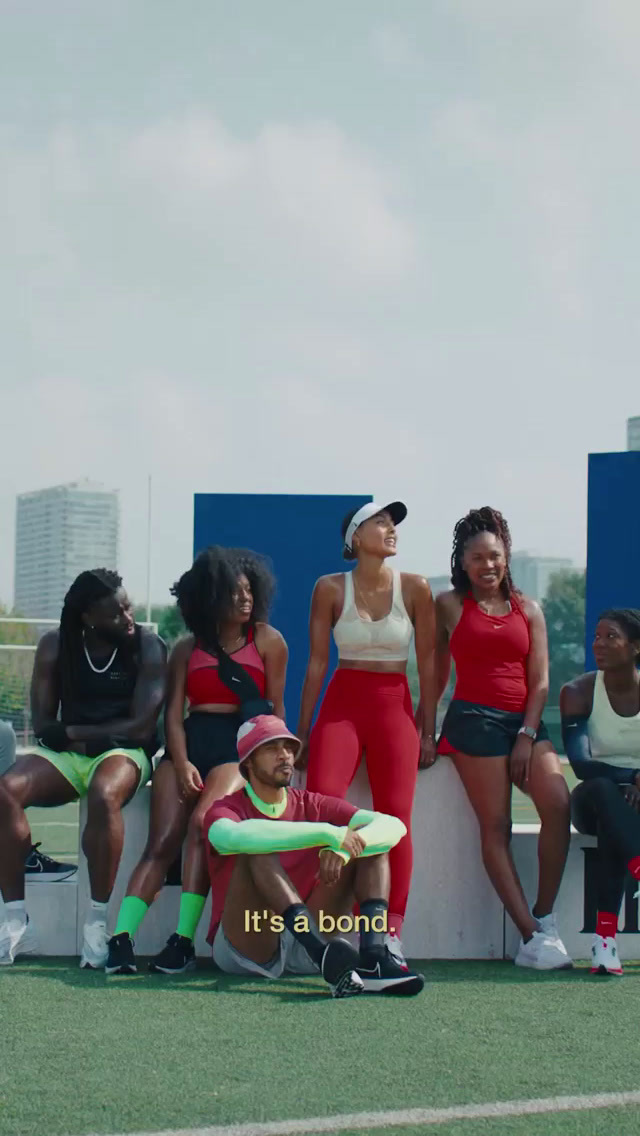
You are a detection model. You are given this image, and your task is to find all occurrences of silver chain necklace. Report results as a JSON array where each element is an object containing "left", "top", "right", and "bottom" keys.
[
  {"left": 477, "top": 598, "right": 512, "bottom": 616},
  {"left": 83, "top": 632, "right": 118, "bottom": 674},
  {"left": 353, "top": 572, "right": 392, "bottom": 619}
]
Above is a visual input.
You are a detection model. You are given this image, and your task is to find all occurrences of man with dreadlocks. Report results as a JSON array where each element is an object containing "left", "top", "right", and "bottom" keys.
[
  {"left": 424, "top": 507, "right": 572, "bottom": 970},
  {"left": 0, "top": 569, "right": 167, "bottom": 967},
  {"left": 562, "top": 608, "right": 640, "bottom": 976},
  {"left": 105, "top": 546, "right": 287, "bottom": 975}
]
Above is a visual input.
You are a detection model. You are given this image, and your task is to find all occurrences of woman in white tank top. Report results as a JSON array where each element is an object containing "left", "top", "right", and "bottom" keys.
[
  {"left": 561, "top": 608, "right": 640, "bottom": 976},
  {"left": 296, "top": 500, "right": 436, "bottom": 967}
]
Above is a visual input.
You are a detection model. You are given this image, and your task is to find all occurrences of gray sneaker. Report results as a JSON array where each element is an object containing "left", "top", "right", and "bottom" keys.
[{"left": 515, "top": 930, "right": 573, "bottom": 970}]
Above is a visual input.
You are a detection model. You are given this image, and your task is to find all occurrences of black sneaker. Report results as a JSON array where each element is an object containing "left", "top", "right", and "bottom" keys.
[
  {"left": 24, "top": 843, "right": 77, "bottom": 883},
  {"left": 149, "top": 933, "right": 196, "bottom": 974},
  {"left": 105, "top": 932, "right": 137, "bottom": 975},
  {"left": 321, "top": 938, "right": 364, "bottom": 998},
  {"left": 357, "top": 949, "right": 425, "bottom": 995}
]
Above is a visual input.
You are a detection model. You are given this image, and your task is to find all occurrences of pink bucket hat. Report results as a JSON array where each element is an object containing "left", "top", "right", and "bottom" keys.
[{"left": 236, "top": 715, "right": 301, "bottom": 766}]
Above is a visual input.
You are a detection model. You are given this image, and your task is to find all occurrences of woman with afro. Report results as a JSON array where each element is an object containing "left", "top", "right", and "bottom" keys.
[{"left": 106, "top": 546, "right": 287, "bottom": 975}]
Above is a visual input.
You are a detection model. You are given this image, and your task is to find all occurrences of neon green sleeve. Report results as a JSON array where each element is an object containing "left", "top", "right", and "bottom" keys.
[
  {"left": 347, "top": 809, "right": 407, "bottom": 856},
  {"left": 208, "top": 817, "right": 349, "bottom": 857}
]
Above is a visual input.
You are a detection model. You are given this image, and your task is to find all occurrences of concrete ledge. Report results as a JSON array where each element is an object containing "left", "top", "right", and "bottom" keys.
[
  {"left": 25, "top": 881, "right": 77, "bottom": 955},
  {"left": 349, "top": 757, "right": 505, "bottom": 959},
  {"left": 3, "top": 756, "right": 640, "bottom": 960}
]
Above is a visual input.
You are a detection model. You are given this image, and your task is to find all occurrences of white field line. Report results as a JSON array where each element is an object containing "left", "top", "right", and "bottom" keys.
[
  {"left": 88, "top": 1089, "right": 640, "bottom": 1136},
  {"left": 29, "top": 821, "right": 78, "bottom": 826}
]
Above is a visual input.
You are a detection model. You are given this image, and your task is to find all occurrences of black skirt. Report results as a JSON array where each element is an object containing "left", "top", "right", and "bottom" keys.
[
  {"left": 439, "top": 699, "right": 550, "bottom": 758},
  {"left": 162, "top": 711, "right": 242, "bottom": 778}
]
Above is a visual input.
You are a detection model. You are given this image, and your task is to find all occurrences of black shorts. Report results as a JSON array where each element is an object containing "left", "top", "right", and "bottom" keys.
[
  {"left": 438, "top": 699, "right": 550, "bottom": 758},
  {"left": 161, "top": 711, "right": 242, "bottom": 779}
]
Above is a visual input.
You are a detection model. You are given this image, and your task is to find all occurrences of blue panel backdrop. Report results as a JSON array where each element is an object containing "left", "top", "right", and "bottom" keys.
[
  {"left": 193, "top": 493, "right": 372, "bottom": 726},
  {"left": 586, "top": 452, "right": 640, "bottom": 668}
]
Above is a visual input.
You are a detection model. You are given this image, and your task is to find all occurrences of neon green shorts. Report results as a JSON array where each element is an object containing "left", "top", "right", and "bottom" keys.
[{"left": 29, "top": 746, "right": 151, "bottom": 798}]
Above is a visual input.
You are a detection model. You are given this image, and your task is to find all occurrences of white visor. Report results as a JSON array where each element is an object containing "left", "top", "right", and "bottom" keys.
[{"left": 344, "top": 500, "right": 407, "bottom": 552}]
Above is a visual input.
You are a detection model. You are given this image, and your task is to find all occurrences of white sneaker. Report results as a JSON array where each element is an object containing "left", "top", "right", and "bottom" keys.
[
  {"left": 591, "top": 934, "right": 623, "bottom": 976},
  {"left": 535, "top": 913, "right": 572, "bottom": 965},
  {"left": 385, "top": 933, "right": 408, "bottom": 970},
  {"left": 0, "top": 917, "right": 38, "bottom": 965},
  {"left": 514, "top": 930, "right": 573, "bottom": 970},
  {"left": 80, "top": 920, "right": 108, "bottom": 969}
]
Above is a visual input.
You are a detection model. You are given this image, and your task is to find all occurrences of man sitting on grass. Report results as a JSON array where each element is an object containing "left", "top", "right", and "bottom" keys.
[{"left": 204, "top": 713, "right": 424, "bottom": 997}]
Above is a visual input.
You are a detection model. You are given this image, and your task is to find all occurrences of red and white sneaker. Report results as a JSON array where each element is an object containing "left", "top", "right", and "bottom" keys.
[{"left": 591, "top": 934, "right": 623, "bottom": 976}]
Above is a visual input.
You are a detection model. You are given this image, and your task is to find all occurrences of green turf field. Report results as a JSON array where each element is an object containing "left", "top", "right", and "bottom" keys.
[
  {"left": 1, "top": 958, "right": 639, "bottom": 1136},
  {"left": 511, "top": 766, "right": 579, "bottom": 824},
  {"left": 26, "top": 768, "right": 580, "bottom": 866},
  {"left": 28, "top": 802, "right": 80, "bottom": 862}
]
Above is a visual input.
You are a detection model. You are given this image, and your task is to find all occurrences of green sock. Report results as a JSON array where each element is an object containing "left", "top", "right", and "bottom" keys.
[
  {"left": 176, "top": 892, "right": 206, "bottom": 941},
  {"left": 114, "top": 896, "right": 149, "bottom": 937}
]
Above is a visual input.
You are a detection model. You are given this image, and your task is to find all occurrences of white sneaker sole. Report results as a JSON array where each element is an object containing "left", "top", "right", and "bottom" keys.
[
  {"left": 515, "top": 956, "right": 573, "bottom": 971},
  {"left": 26, "top": 868, "right": 78, "bottom": 883},
  {"left": 359, "top": 973, "right": 425, "bottom": 995},
  {"left": 148, "top": 959, "right": 196, "bottom": 975}
]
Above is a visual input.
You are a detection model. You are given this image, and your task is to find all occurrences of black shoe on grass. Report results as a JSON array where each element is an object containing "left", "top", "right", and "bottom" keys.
[
  {"left": 149, "top": 933, "right": 196, "bottom": 974},
  {"left": 105, "top": 932, "right": 137, "bottom": 975}
]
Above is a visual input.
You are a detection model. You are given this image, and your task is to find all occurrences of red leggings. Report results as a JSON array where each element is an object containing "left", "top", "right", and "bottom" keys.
[{"left": 306, "top": 669, "right": 419, "bottom": 932}]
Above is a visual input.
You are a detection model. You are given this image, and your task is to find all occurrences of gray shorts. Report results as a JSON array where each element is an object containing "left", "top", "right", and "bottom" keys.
[{"left": 212, "top": 925, "right": 320, "bottom": 979}]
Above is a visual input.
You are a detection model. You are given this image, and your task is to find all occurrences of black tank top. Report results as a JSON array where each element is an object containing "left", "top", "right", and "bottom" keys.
[{"left": 61, "top": 627, "right": 158, "bottom": 758}]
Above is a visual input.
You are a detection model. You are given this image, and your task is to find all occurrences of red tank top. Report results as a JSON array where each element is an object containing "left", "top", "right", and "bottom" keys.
[
  {"left": 450, "top": 595, "right": 530, "bottom": 713},
  {"left": 186, "top": 629, "right": 266, "bottom": 707}
]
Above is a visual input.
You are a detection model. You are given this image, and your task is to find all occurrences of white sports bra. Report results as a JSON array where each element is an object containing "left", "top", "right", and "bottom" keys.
[
  {"left": 333, "top": 571, "right": 413, "bottom": 663},
  {"left": 588, "top": 671, "right": 640, "bottom": 770}
]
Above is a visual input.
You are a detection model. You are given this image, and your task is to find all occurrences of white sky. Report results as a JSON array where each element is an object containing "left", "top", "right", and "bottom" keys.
[{"left": 2, "top": 0, "right": 639, "bottom": 607}]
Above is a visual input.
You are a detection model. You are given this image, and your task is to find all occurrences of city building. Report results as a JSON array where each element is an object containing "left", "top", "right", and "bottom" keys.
[
  {"left": 627, "top": 416, "right": 640, "bottom": 451},
  {"left": 14, "top": 480, "right": 119, "bottom": 618},
  {"left": 510, "top": 551, "right": 574, "bottom": 603}
]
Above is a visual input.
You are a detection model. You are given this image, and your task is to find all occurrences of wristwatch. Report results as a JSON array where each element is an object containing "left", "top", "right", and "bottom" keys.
[{"left": 517, "top": 726, "right": 537, "bottom": 741}]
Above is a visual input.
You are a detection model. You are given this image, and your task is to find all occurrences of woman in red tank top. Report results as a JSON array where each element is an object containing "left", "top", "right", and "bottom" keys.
[
  {"left": 428, "top": 507, "right": 571, "bottom": 971},
  {"left": 107, "top": 546, "right": 288, "bottom": 975}
]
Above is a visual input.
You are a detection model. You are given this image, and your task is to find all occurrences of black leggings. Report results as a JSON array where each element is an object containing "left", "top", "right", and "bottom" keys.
[{"left": 571, "top": 777, "right": 640, "bottom": 913}]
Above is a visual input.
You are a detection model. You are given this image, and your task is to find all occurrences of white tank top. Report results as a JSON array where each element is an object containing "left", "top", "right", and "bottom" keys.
[
  {"left": 333, "top": 570, "right": 413, "bottom": 663},
  {"left": 587, "top": 671, "right": 640, "bottom": 769}
]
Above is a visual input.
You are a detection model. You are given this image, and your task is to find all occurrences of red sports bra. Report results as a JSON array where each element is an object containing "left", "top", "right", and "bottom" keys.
[
  {"left": 186, "top": 629, "right": 266, "bottom": 707},
  {"left": 449, "top": 594, "right": 531, "bottom": 713}
]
